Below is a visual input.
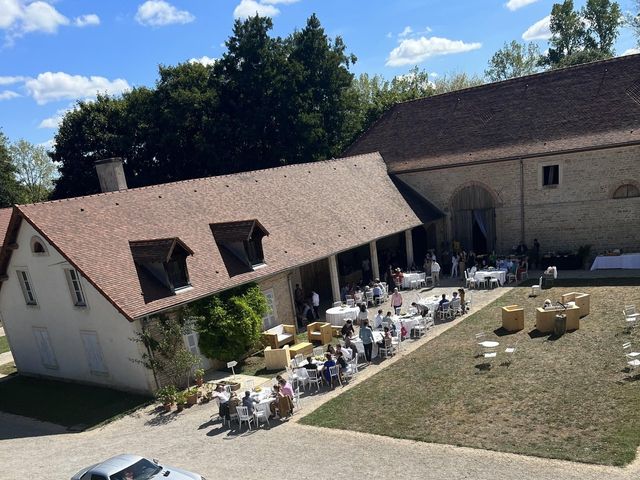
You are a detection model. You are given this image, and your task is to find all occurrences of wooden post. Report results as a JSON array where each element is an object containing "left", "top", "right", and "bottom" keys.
[
  {"left": 369, "top": 240, "right": 380, "bottom": 281},
  {"left": 328, "top": 255, "right": 340, "bottom": 303}
]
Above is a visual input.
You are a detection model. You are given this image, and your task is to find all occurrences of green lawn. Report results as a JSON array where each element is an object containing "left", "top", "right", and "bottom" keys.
[
  {"left": 0, "top": 336, "right": 10, "bottom": 354},
  {"left": 301, "top": 278, "right": 640, "bottom": 466},
  {"left": 0, "top": 376, "right": 151, "bottom": 429},
  {"left": 0, "top": 362, "right": 16, "bottom": 376}
]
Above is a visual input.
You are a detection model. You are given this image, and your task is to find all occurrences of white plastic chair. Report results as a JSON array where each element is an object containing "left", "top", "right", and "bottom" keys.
[
  {"left": 353, "top": 341, "right": 366, "bottom": 363},
  {"left": 294, "top": 353, "right": 304, "bottom": 365},
  {"left": 365, "top": 291, "right": 375, "bottom": 306},
  {"left": 346, "top": 299, "right": 355, "bottom": 307},
  {"left": 294, "top": 366, "right": 310, "bottom": 390},
  {"left": 379, "top": 337, "right": 392, "bottom": 359},
  {"left": 503, "top": 341, "right": 518, "bottom": 367},
  {"left": 489, "top": 277, "right": 500, "bottom": 289},
  {"left": 343, "top": 358, "right": 358, "bottom": 380},
  {"left": 293, "top": 387, "right": 302, "bottom": 409},
  {"left": 475, "top": 275, "right": 487, "bottom": 289},
  {"left": 391, "top": 333, "right": 401, "bottom": 354},
  {"left": 244, "top": 379, "right": 255, "bottom": 392},
  {"left": 328, "top": 365, "right": 342, "bottom": 387},
  {"left": 254, "top": 405, "right": 270, "bottom": 428},
  {"left": 623, "top": 342, "right": 640, "bottom": 359},
  {"left": 307, "top": 369, "right": 322, "bottom": 391},
  {"left": 236, "top": 406, "right": 254, "bottom": 430},
  {"left": 464, "top": 270, "right": 476, "bottom": 289},
  {"left": 624, "top": 305, "right": 640, "bottom": 329}
]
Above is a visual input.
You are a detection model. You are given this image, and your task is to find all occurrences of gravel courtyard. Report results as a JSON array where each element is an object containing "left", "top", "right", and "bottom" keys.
[{"left": 1, "top": 278, "right": 640, "bottom": 480}]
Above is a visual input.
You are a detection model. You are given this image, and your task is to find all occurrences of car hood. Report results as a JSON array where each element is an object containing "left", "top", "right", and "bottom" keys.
[{"left": 156, "top": 465, "right": 201, "bottom": 480}]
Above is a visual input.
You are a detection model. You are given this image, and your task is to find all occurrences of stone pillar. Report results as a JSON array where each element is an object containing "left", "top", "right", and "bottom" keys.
[
  {"left": 328, "top": 255, "right": 340, "bottom": 303},
  {"left": 405, "top": 229, "right": 414, "bottom": 268},
  {"left": 369, "top": 240, "right": 380, "bottom": 281}
]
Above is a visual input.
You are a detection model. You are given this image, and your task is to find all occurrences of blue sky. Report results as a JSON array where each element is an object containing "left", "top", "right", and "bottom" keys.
[{"left": 0, "top": 0, "right": 638, "bottom": 147}]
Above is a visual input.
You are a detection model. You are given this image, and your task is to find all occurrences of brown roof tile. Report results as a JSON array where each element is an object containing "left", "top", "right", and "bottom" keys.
[
  {"left": 10, "top": 153, "right": 420, "bottom": 320},
  {"left": 345, "top": 55, "right": 640, "bottom": 172},
  {"left": 0, "top": 208, "right": 11, "bottom": 248}
]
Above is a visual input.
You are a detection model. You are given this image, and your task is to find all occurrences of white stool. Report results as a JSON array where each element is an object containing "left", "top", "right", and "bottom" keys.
[{"left": 531, "top": 285, "right": 540, "bottom": 297}]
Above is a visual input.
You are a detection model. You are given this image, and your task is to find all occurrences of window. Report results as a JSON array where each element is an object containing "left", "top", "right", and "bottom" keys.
[
  {"left": 613, "top": 184, "right": 640, "bottom": 199},
  {"left": 244, "top": 237, "right": 265, "bottom": 266},
  {"left": 262, "top": 288, "right": 278, "bottom": 330},
  {"left": 30, "top": 236, "right": 48, "bottom": 256},
  {"left": 542, "top": 165, "right": 559, "bottom": 186},
  {"left": 166, "top": 258, "right": 190, "bottom": 290},
  {"left": 65, "top": 269, "right": 87, "bottom": 307},
  {"left": 32, "top": 327, "right": 58, "bottom": 369},
  {"left": 80, "top": 331, "right": 108, "bottom": 375},
  {"left": 17, "top": 270, "right": 37, "bottom": 305}
]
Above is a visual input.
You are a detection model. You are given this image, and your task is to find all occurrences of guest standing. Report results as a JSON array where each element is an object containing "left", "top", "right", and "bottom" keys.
[{"left": 359, "top": 320, "right": 374, "bottom": 363}]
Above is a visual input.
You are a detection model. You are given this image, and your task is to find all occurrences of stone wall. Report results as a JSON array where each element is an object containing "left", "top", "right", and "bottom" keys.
[
  {"left": 257, "top": 270, "right": 296, "bottom": 327},
  {"left": 398, "top": 144, "right": 640, "bottom": 255}
]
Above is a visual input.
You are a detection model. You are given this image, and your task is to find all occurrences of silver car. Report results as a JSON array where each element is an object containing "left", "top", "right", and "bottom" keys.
[{"left": 70, "top": 454, "right": 206, "bottom": 480}]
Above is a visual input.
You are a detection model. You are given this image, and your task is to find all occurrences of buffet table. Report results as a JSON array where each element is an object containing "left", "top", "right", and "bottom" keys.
[
  {"left": 590, "top": 253, "right": 640, "bottom": 270},
  {"left": 474, "top": 270, "right": 506, "bottom": 286},
  {"left": 402, "top": 272, "right": 426, "bottom": 289}
]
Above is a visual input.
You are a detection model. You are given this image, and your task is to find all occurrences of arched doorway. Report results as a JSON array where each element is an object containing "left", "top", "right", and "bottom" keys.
[{"left": 451, "top": 184, "right": 496, "bottom": 254}]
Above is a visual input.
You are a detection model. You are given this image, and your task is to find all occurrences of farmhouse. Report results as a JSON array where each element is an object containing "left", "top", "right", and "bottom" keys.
[
  {"left": 346, "top": 55, "right": 640, "bottom": 265},
  {"left": 0, "top": 153, "right": 420, "bottom": 393}
]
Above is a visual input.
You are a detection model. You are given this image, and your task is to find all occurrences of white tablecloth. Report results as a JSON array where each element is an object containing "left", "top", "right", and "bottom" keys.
[
  {"left": 352, "top": 331, "right": 383, "bottom": 359},
  {"left": 402, "top": 272, "right": 426, "bottom": 289},
  {"left": 417, "top": 298, "right": 440, "bottom": 313},
  {"left": 591, "top": 253, "right": 640, "bottom": 270},
  {"left": 325, "top": 306, "right": 359, "bottom": 326},
  {"left": 391, "top": 315, "right": 420, "bottom": 338},
  {"left": 474, "top": 270, "right": 506, "bottom": 286}
]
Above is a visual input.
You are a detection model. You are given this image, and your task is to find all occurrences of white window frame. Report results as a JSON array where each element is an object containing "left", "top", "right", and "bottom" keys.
[
  {"left": 32, "top": 327, "right": 58, "bottom": 369},
  {"left": 64, "top": 268, "right": 87, "bottom": 307},
  {"left": 17, "top": 269, "right": 37, "bottom": 306},
  {"left": 262, "top": 288, "right": 278, "bottom": 330}
]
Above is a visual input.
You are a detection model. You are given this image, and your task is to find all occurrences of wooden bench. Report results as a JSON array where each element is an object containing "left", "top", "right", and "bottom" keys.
[
  {"left": 501, "top": 305, "right": 524, "bottom": 332},
  {"left": 331, "top": 325, "right": 342, "bottom": 338},
  {"left": 288, "top": 342, "right": 313, "bottom": 359},
  {"left": 561, "top": 292, "right": 590, "bottom": 317}
]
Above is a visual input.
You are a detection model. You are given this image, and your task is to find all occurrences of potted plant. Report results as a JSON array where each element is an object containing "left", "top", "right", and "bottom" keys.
[
  {"left": 194, "top": 368, "right": 205, "bottom": 387},
  {"left": 200, "top": 383, "right": 212, "bottom": 403},
  {"left": 175, "top": 391, "right": 187, "bottom": 412},
  {"left": 186, "top": 386, "right": 199, "bottom": 406},
  {"left": 156, "top": 385, "right": 177, "bottom": 413}
]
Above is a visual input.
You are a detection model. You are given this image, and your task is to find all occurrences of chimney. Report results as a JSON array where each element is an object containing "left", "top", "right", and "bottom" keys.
[{"left": 94, "top": 157, "right": 128, "bottom": 193}]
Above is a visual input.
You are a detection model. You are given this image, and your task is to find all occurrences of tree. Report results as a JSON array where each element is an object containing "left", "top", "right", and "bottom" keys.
[
  {"left": 543, "top": 0, "right": 621, "bottom": 68},
  {"left": 191, "top": 283, "right": 268, "bottom": 363},
  {"left": 9, "top": 139, "right": 57, "bottom": 203},
  {"left": 629, "top": 1, "right": 640, "bottom": 45},
  {"left": 485, "top": 41, "right": 542, "bottom": 82},
  {"left": 0, "top": 131, "right": 24, "bottom": 207}
]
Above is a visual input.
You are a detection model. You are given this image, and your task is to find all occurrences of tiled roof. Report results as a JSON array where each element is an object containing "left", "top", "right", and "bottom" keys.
[
  {"left": 0, "top": 208, "right": 11, "bottom": 248},
  {"left": 9, "top": 153, "right": 421, "bottom": 320},
  {"left": 345, "top": 55, "right": 640, "bottom": 173}
]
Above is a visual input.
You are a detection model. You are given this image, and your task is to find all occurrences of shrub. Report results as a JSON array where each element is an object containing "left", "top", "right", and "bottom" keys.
[{"left": 190, "top": 283, "right": 268, "bottom": 362}]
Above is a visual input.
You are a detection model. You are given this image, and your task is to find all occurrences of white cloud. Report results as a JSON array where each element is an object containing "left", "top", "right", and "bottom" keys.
[
  {"left": 189, "top": 55, "right": 216, "bottom": 66},
  {"left": 135, "top": 0, "right": 195, "bottom": 27},
  {"left": 74, "top": 14, "right": 100, "bottom": 27},
  {"left": 261, "top": 0, "right": 300, "bottom": 4},
  {"left": 233, "top": 0, "right": 280, "bottom": 19},
  {"left": 0, "top": 0, "right": 22, "bottom": 29},
  {"left": 20, "top": 1, "right": 69, "bottom": 33},
  {"left": 623, "top": 47, "right": 640, "bottom": 56},
  {"left": 398, "top": 26, "right": 412, "bottom": 38},
  {"left": 37, "top": 105, "right": 76, "bottom": 128},
  {"left": 0, "top": 75, "right": 25, "bottom": 85},
  {"left": 25, "top": 72, "right": 131, "bottom": 105},
  {"left": 386, "top": 36, "right": 482, "bottom": 67},
  {"left": 0, "top": 90, "right": 20, "bottom": 100},
  {"left": 522, "top": 15, "right": 551, "bottom": 41},
  {"left": 505, "top": 0, "right": 539, "bottom": 11},
  {"left": 38, "top": 138, "right": 55, "bottom": 149}
]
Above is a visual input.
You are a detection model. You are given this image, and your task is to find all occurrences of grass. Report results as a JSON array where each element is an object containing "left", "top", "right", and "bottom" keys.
[
  {"left": 0, "top": 336, "right": 10, "bottom": 354},
  {"left": 0, "top": 376, "right": 151, "bottom": 429},
  {"left": 301, "top": 278, "right": 640, "bottom": 466},
  {"left": 0, "top": 362, "right": 16, "bottom": 376}
]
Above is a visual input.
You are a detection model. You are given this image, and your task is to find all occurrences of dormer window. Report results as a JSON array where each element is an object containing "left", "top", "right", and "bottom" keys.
[
  {"left": 211, "top": 220, "right": 269, "bottom": 275},
  {"left": 130, "top": 238, "right": 194, "bottom": 295}
]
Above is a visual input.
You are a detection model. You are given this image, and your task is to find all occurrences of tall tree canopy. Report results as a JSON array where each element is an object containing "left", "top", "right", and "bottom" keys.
[
  {"left": 0, "top": 131, "right": 25, "bottom": 208},
  {"left": 544, "top": 0, "right": 621, "bottom": 68},
  {"left": 51, "top": 14, "right": 356, "bottom": 199},
  {"left": 485, "top": 41, "right": 541, "bottom": 82},
  {"left": 9, "top": 139, "right": 57, "bottom": 203}
]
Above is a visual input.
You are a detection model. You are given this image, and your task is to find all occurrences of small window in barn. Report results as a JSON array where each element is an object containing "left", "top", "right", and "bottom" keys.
[
  {"left": 542, "top": 165, "right": 559, "bottom": 186},
  {"left": 30, "top": 236, "right": 48, "bottom": 256},
  {"left": 613, "top": 184, "right": 640, "bottom": 199}
]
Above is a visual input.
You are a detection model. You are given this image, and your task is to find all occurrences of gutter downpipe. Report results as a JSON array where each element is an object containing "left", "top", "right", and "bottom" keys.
[{"left": 520, "top": 158, "right": 525, "bottom": 244}]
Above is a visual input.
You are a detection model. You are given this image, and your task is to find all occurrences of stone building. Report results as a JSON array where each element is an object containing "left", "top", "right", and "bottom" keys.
[{"left": 345, "top": 55, "right": 640, "bottom": 262}]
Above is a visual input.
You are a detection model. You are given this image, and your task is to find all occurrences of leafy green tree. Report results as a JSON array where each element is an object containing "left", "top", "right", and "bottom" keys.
[
  {"left": 629, "top": 1, "right": 640, "bottom": 45},
  {"left": 485, "top": 41, "right": 542, "bottom": 82},
  {"left": 191, "top": 283, "right": 268, "bottom": 362},
  {"left": 9, "top": 139, "right": 57, "bottom": 203},
  {"left": 0, "top": 131, "right": 24, "bottom": 207},
  {"left": 431, "top": 72, "right": 484, "bottom": 94},
  {"left": 543, "top": 0, "right": 621, "bottom": 68}
]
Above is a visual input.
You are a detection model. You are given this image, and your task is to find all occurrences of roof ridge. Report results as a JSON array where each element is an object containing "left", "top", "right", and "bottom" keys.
[
  {"left": 393, "top": 53, "right": 640, "bottom": 109},
  {"left": 22, "top": 153, "right": 383, "bottom": 207}
]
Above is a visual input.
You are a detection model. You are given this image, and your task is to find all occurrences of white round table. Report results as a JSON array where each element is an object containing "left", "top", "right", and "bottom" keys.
[{"left": 325, "top": 306, "right": 359, "bottom": 326}]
